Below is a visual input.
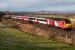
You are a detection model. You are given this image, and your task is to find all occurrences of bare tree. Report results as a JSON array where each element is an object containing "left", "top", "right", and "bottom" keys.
[{"left": 0, "top": 12, "right": 5, "bottom": 22}]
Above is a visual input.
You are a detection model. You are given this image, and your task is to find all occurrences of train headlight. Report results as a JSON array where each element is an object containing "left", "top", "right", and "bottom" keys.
[
  {"left": 64, "top": 24, "right": 71, "bottom": 28},
  {"left": 67, "top": 24, "right": 72, "bottom": 28}
]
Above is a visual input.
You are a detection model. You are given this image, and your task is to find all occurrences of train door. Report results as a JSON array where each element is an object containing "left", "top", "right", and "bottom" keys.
[
  {"left": 49, "top": 20, "right": 54, "bottom": 26},
  {"left": 47, "top": 19, "right": 49, "bottom": 25},
  {"left": 47, "top": 19, "right": 54, "bottom": 27},
  {"left": 57, "top": 21, "right": 64, "bottom": 28},
  {"left": 24, "top": 16, "right": 28, "bottom": 20},
  {"left": 20, "top": 16, "right": 25, "bottom": 20},
  {"left": 54, "top": 21, "right": 58, "bottom": 27},
  {"left": 35, "top": 18, "right": 38, "bottom": 23},
  {"left": 18, "top": 16, "right": 22, "bottom": 19}
]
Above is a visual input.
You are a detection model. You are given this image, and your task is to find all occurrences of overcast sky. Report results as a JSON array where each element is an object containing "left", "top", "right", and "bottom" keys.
[{"left": 0, "top": 0, "right": 75, "bottom": 12}]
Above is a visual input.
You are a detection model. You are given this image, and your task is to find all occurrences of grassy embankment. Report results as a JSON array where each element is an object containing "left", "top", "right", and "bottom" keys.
[{"left": 0, "top": 23, "right": 75, "bottom": 50}]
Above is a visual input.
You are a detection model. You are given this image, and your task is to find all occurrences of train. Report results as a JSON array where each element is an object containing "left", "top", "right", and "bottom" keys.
[{"left": 10, "top": 16, "right": 72, "bottom": 30}]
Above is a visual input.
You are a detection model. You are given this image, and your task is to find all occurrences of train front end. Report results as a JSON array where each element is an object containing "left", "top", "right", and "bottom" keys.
[{"left": 63, "top": 19, "right": 72, "bottom": 30}]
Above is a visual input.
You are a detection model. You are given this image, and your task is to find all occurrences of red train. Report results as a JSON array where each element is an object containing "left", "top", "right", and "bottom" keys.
[{"left": 11, "top": 16, "right": 72, "bottom": 30}]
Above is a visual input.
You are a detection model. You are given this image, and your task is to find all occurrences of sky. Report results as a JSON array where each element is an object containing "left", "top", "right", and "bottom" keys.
[{"left": 0, "top": 0, "right": 75, "bottom": 12}]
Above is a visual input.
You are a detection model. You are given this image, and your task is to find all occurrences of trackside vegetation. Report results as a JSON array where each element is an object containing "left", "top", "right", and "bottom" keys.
[{"left": 0, "top": 23, "right": 75, "bottom": 50}]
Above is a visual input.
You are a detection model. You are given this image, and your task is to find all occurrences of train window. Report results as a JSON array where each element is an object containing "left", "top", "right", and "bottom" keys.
[
  {"left": 54, "top": 18, "right": 71, "bottom": 23},
  {"left": 53, "top": 18, "right": 62, "bottom": 21},
  {"left": 28, "top": 18, "right": 35, "bottom": 20},
  {"left": 64, "top": 19, "right": 71, "bottom": 23},
  {"left": 37, "top": 19, "right": 46, "bottom": 22}
]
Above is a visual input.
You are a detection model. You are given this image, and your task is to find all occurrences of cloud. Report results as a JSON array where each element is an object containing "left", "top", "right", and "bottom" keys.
[
  {"left": 10, "top": 0, "right": 75, "bottom": 7},
  {"left": 0, "top": 2, "right": 9, "bottom": 11},
  {"left": 43, "top": 5, "right": 75, "bottom": 11},
  {"left": 11, "top": 0, "right": 39, "bottom": 7},
  {"left": 0, "top": 0, "right": 75, "bottom": 11},
  {"left": 0, "top": 2, "right": 8, "bottom": 8}
]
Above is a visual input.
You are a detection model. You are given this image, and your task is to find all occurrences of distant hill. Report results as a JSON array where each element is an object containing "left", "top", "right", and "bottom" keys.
[
  {"left": 34, "top": 11, "right": 75, "bottom": 14},
  {"left": 0, "top": 11, "right": 75, "bottom": 15}
]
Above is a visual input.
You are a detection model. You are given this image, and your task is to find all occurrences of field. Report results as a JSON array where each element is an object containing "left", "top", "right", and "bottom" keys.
[{"left": 0, "top": 23, "right": 75, "bottom": 50}]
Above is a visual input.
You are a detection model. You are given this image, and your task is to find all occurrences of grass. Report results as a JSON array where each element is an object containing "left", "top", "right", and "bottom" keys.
[{"left": 0, "top": 23, "right": 75, "bottom": 50}]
